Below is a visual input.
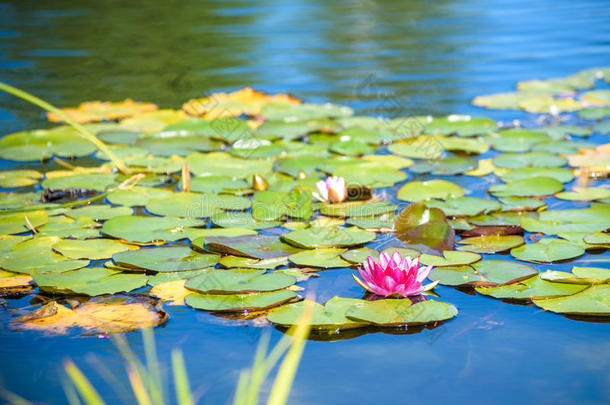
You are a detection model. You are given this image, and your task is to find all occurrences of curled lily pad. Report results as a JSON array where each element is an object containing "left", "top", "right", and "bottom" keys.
[
  {"left": 202, "top": 234, "right": 302, "bottom": 259},
  {"left": 345, "top": 299, "right": 458, "bottom": 326},
  {"left": 394, "top": 203, "right": 455, "bottom": 251},
  {"left": 533, "top": 285, "right": 610, "bottom": 316},
  {"left": 54, "top": 238, "right": 136, "bottom": 260},
  {"left": 488, "top": 177, "right": 563, "bottom": 197},
  {"left": 457, "top": 235, "right": 525, "bottom": 254},
  {"left": 185, "top": 268, "right": 296, "bottom": 294},
  {"left": 419, "top": 251, "right": 481, "bottom": 267},
  {"left": 281, "top": 226, "right": 376, "bottom": 249},
  {"left": 32, "top": 267, "right": 148, "bottom": 296},
  {"left": 186, "top": 289, "right": 297, "bottom": 312},
  {"left": 113, "top": 246, "right": 219, "bottom": 272},
  {"left": 288, "top": 248, "right": 351, "bottom": 268},
  {"left": 475, "top": 275, "right": 589, "bottom": 300},
  {"left": 510, "top": 239, "right": 584, "bottom": 263},
  {"left": 397, "top": 180, "right": 464, "bottom": 202},
  {"left": 102, "top": 215, "right": 205, "bottom": 244},
  {"left": 429, "top": 260, "right": 537, "bottom": 287},
  {"left": 572, "top": 267, "right": 610, "bottom": 281},
  {"left": 267, "top": 297, "right": 368, "bottom": 330}
]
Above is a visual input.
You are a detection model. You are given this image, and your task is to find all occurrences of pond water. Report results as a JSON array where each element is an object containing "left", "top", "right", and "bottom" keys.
[{"left": 0, "top": 0, "right": 609, "bottom": 404}]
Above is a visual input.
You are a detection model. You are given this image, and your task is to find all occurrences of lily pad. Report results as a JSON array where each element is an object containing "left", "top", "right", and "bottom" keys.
[
  {"left": 33, "top": 267, "right": 148, "bottom": 296},
  {"left": 113, "top": 246, "right": 219, "bottom": 272},
  {"left": 281, "top": 226, "right": 376, "bottom": 249},
  {"left": 320, "top": 201, "right": 397, "bottom": 218},
  {"left": 419, "top": 250, "right": 481, "bottom": 267},
  {"left": 484, "top": 129, "right": 550, "bottom": 152},
  {"left": 185, "top": 289, "right": 297, "bottom": 312},
  {"left": 0, "top": 127, "right": 98, "bottom": 161},
  {"left": 533, "top": 285, "right": 610, "bottom": 316},
  {"left": 488, "top": 177, "right": 563, "bottom": 197},
  {"left": 188, "top": 176, "right": 250, "bottom": 194},
  {"left": 409, "top": 156, "right": 477, "bottom": 175},
  {"left": 65, "top": 205, "right": 133, "bottom": 221},
  {"left": 267, "top": 297, "right": 368, "bottom": 330},
  {"left": 202, "top": 234, "right": 303, "bottom": 259},
  {"left": 425, "top": 197, "right": 501, "bottom": 217},
  {"left": 145, "top": 192, "right": 250, "bottom": 218},
  {"left": 333, "top": 163, "right": 407, "bottom": 188},
  {"left": 0, "top": 169, "right": 42, "bottom": 188},
  {"left": 555, "top": 187, "right": 610, "bottom": 201},
  {"left": 219, "top": 255, "right": 288, "bottom": 269},
  {"left": 397, "top": 180, "right": 464, "bottom": 202},
  {"left": 288, "top": 248, "right": 351, "bottom": 268},
  {"left": 510, "top": 239, "right": 585, "bottom": 262},
  {"left": 345, "top": 299, "right": 458, "bottom": 326},
  {"left": 0, "top": 210, "right": 49, "bottom": 235},
  {"left": 499, "top": 167, "right": 575, "bottom": 184},
  {"left": 185, "top": 268, "right": 296, "bottom": 294},
  {"left": 106, "top": 186, "right": 174, "bottom": 206},
  {"left": 394, "top": 203, "right": 455, "bottom": 251},
  {"left": 252, "top": 189, "right": 312, "bottom": 221},
  {"left": 102, "top": 215, "right": 205, "bottom": 244},
  {"left": 186, "top": 152, "right": 273, "bottom": 178},
  {"left": 475, "top": 275, "right": 589, "bottom": 300},
  {"left": 429, "top": 260, "right": 537, "bottom": 287},
  {"left": 42, "top": 173, "right": 117, "bottom": 192},
  {"left": 457, "top": 235, "right": 525, "bottom": 253},
  {"left": 54, "top": 238, "right": 136, "bottom": 260},
  {"left": 493, "top": 152, "right": 567, "bottom": 169},
  {"left": 211, "top": 211, "right": 281, "bottom": 230}
]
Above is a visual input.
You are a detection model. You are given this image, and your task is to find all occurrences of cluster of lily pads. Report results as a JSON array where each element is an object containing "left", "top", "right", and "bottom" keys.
[{"left": 0, "top": 68, "right": 609, "bottom": 336}]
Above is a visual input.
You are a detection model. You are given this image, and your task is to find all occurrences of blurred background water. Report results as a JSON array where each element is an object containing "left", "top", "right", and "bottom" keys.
[{"left": 0, "top": 0, "right": 609, "bottom": 404}]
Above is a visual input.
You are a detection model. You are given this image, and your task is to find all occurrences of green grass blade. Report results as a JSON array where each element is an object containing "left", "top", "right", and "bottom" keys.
[
  {"left": 142, "top": 329, "right": 165, "bottom": 405},
  {"left": 64, "top": 359, "right": 106, "bottom": 405},
  {"left": 171, "top": 350, "right": 193, "bottom": 405},
  {"left": 0, "top": 81, "right": 129, "bottom": 174}
]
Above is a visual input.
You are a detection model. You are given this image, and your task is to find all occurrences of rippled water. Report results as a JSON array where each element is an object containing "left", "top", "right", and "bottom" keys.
[{"left": 0, "top": 1, "right": 609, "bottom": 404}]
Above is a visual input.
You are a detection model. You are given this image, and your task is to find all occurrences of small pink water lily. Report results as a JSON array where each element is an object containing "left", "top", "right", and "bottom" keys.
[
  {"left": 353, "top": 251, "right": 438, "bottom": 297},
  {"left": 313, "top": 176, "right": 347, "bottom": 203}
]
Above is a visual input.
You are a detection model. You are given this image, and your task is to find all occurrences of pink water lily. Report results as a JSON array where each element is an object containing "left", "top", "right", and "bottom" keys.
[
  {"left": 353, "top": 251, "right": 438, "bottom": 297},
  {"left": 313, "top": 176, "right": 347, "bottom": 203}
]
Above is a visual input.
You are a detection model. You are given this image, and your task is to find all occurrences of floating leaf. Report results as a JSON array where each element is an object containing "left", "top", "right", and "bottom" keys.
[
  {"left": 65, "top": 205, "right": 133, "bottom": 221},
  {"left": 54, "top": 238, "right": 136, "bottom": 260},
  {"left": 288, "top": 248, "right": 351, "bottom": 268},
  {"left": 394, "top": 203, "right": 455, "bottom": 251},
  {"left": 510, "top": 239, "right": 585, "bottom": 263},
  {"left": 555, "top": 187, "right": 610, "bottom": 201},
  {"left": 493, "top": 152, "right": 567, "bottom": 169},
  {"left": 102, "top": 215, "right": 204, "bottom": 244},
  {"left": 424, "top": 115, "right": 497, "bottom": 137},
  {"left": 267, "top": 297, "right": 367, "bottom": 330},
  {"left": 202, "top": 234, "right": 303, "bottom": 259},
  {"left": 185, "top": 268, "right": 296, "bottom": 294},
  {"left": 186, "top": 289, "right": 297, "bottom": 312},
  {"left": 186, "top": 152, "right": 273, "bottom": 178},
  {"left": 188, "top": 176, "right": 249, "bottom": 194},
  {"left": 0, "top": 210, "right": 48, "bottom": 235},
  {"left": 457, "top": 235, "right": 525, "bottom": 253},
  {"left": 533, "top": 285, "right": 610, "bottom": 316},
  {"left": 211, "top": 211, "right": 280, "bottom": 230},
  {"left": 0, "top": 169, "right": 42, "bottom": 188},
  {"left": 499, "top": 167, "right": 574, "bottom": 184},
  {"left": 320, "top": 201, "right": 397, "bottom": 218},
  {"left": 484, "top": 129, "right": 550, "bottom": 152},
  {"left": 345, "top": 299, "right": 458, "bottom": 326},
  {"left": 333, "top": 163, "right": 407, "bottom": 188},
  {"left": 425, "top": 197, "right": 500, "bottom": 217},
  {"left": 0, "top": 127, "right": 98, "bottom": 161},
  {"left": 281, "top": 226, "right": 376, "bottom": 249},
  {"left": 429, "top": 260, "right": 537, "bottom": 287},
  {"left": 419, "top": 250, "right": 481, "bottom": 267},
  {"left": 113, "top": 246, "right": 218, "bottom": 272},
  {"left": 12, "top": 296, "right": 166, "bottom": 335},
  {"left": 33, "top": 267, "right": 148, "bottom": 296},
  {"left": 397, "top": 180, "right": 464, "bottom": 202},
  {"left": 252, "top": 188, "right": 312, "bottom": 221},
  {"left": 219, "top": 255, "right": 288, "bottom": 269},
  {"left": 145, "top": 192, "right": 250, "bottom": 218},
  {"left": 47, "top": 99, "right": 158, "bottom": 123},
  {"left": 488, "top": 177, "right": 563, "bottom": 197},
  {"left": 42, "top": 173, "right": 117, "bottom": 192},
  {"left": 409, "top": 156, "right": 477, "bottom": 175},
  {"left": 150, "top": 280, "right": 191, "bottom": 305},
  {"left": 0, "top": 236, "right": 89, "bottom": 274},
  {"left": 476, "top": 275, "right": 589, "bottom": 300},
  {"left": 106, "top": 186, "right": 174, "bottom": 206}
]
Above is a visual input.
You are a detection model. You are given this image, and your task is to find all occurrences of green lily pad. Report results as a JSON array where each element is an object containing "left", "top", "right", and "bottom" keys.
[
  {"left": 425, "top": 197, "right": 501, "bottom": 217},
  {"left": 32, "top": 267, "right": 148, "bottom": 296},
  {"left": 54, "top": 238, "right": 135, "bottom": 260},
  {"left": 0, "top": 210, "right": 49, "bottom": 235},
  {"left": 65, "top": 205, "right": 133, "bottom": 221},
  {"left": 388, "top": 136, "right": 444, "bottom": 159},
  {"left": 429, "top": 260, "right": 537, "bottom": 287},
  {"left": 0, "top": 235, "right": 29, "bottom": 253},
  {"left": 0, "top": 236, "right": 89, "bottom": 274},
  {"left": 582, "top": 89, "right": 610, "bottom": 106},
  {"left": 583, "top": 232, "right": 610, "bottom": 246},
  {"left": 346, "top": 214, "right": 396, "bottom": 230},
  {"left": 113, "top": 246, "right": 219, "bottom": 272},
  {"left": 345, "top": 299, "right": 458, "bottom": 326},
  {"left": 419, "top": 250, "right": 481, "bottom": 267},
  {"left": 186, "top": 152, "right": 273, "bottom": 178},
  {"left": 146, "top": 192, "right": 250, "bottom": 218},
  {"left": 211, "top": 211, "right": 281, "bottom": 230},
  {"left": 329, "top": 138, "right": 375, "bottom": 156},
  {"left": 424, "top": 115, "right": 497, "bottom": 137},
  {"left": 252, "top": 188, "right": 312, "bottom": 221},
  {"left": 320, "top": 201, "right": 397, "bottom": 218},
  {"left": 134, "top": 132, "right": 222, "bottom": 156},
  {"left": 281, "top": 226, "right": 376, "bottom": 249},
  {"left": 470, "top": 211, "right": 536, "bottom": 226},
  {"left": 394, "top": 203, "right": 455, "bottom": 251},
  {"left": 185, "top": 268, "right": 296, "bottom": 294},
  {"left": 333, "top": 163, "right": 407, "bottom": 188},
  {"left": 188, "top": 176, "right": 250, "bottom": 194},
  {"left": 260, "top": 102, "right": 353, "bottom": 121},
  {"left": 572, "top": 267, "right": 610, "bottom": 281},
  {"left": 42, "top": 173, "right": 117, "bottom": 192},
  {"left": 106, "top": 186, "right": 174, "bottom": 206},
  {"left": 457, "top": 235, "right": 525, "bottom": 253},
  {"left": 484, "top": 129, "right": 550, "bottom": 152},
  {"left": 219, "top": 255, "right": 288, "bottom": 269},
  {"left": 532, "top": 139, "right": 596, "bottom": 155},
  {"left": 510, "top": 239, "right": 585, "bottom": 262},
  {"left": 578, "top": 107, "right": 610, "bottom": 120},
  {"left": 409, "top": 156, "right": 477, "bottom": 175},
  {"left": 536, "top": 125, "right": 593, "bottom": 139},
  {"left": 267, "top": 297, "right": 368, "bottom": 330},
  {"left": 102, "top": 215, "right": 205, "bottom": 244},
  {"left": 0, "top": 192, "right": 43, "bottom": 210},
  {"left": 202, "top": 234, "right": 303, "bottom": 259},
  {"left": 288, "top": 248, "right": 351, "bottom": 268},
  {"left": 0, "top": 127, "right": 98, "bottom": 161},
  {"left": 147, "top": 268, "right": 212, "bottom": 286},
  {"left": 493, "top": 152, "right": 567, "bottom": 169},
  {"left": 488, "top": 177, "right": 563, "bottom": 197},
  {"left": 186, "top": 289, "right": 297, "bottom": 312},
  {"left": 556, "top": 187, "right": 610, "bottom": 201},
  {"left": 188, "top": 227, "right": 257, "bottom": 241},
  {"left": 499, "top": 197, "right": 546, "bottom": 211},
  {"left": 339, "top": 247, "right": 379, "bottom": 264},
  {"left": 499, "top": 167, "right": 575, "bottom": 184},
  {"left": 476, "top": 275, "right": 589, "bottom": 300},
  {"left": 0, "top": 170, "right": 42, "bottom": 188},
  {"left": 397, "top": 180, "right": 464, "bottom": 202},
  {"left": 533, "top": 285, "right": 610, "bottom": 316},
  {"left": 434, "top": 135, "right": 489, "bottom": 154}
]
